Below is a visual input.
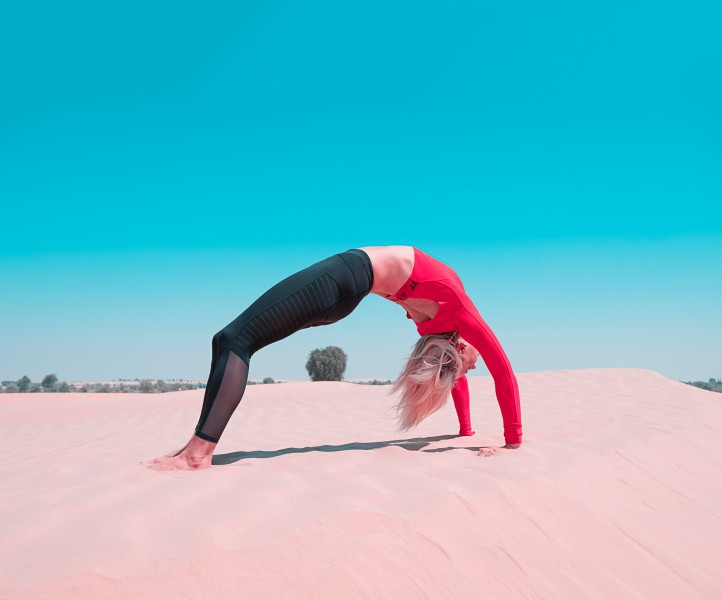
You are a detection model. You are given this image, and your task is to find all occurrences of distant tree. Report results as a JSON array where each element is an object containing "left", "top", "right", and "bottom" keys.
[
  {"left": 41, "top": 373, "right": 59, "bottom": 392},
  {"left": 155, "top": 379, "right": 167, "bottom": 392},
  {"left": 29, "top": 383, "right": 42, "bottom": 393},
  {"left": 80, "top": 385, "right": 89, "bottom": 393},
  {"left": 1, "top": 380, "right": 15, "bottom": 386},
  {"left": 305, "top": 346, "right": 347, "bottom": 382},
  {"left": 4, "top": 384, "right": 19, "bottom": 393},
  {"left": 262, "top": 377, "right": 275, "bottom": 384},
  {"left": 98, "top": 384, "right": 111, "bottom": 393},
  {"left": 58, "top": 381, "right": 71, "bottom": 393},
  {"left": 139, "top": 379, "right": 154, "bottom": 393},
  {"left": 17, "top": 375, "right": 31, "bottom": 392}
]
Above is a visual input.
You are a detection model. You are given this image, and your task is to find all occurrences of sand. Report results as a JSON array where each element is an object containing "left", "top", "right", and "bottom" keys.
[{"left": 1, "top": 368, "right": 720, "bottom": 599}]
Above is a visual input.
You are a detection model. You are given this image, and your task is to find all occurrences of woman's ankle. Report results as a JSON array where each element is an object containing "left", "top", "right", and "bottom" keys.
[{"left": 190, "top": 434, "right": 218, "bottom": 452}]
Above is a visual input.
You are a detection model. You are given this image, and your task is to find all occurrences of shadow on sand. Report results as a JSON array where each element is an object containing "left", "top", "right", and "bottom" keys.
[{"left": 212, "top": 434, "right": 487, "bottom": 465}]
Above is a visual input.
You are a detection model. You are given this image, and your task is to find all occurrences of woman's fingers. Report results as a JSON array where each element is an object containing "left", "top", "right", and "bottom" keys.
[{"left": 477, "top": 446, "right": 500, "bottom": 457}]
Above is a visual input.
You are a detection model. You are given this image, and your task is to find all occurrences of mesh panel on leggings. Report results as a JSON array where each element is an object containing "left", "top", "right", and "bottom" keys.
[{"left": 196, "top": 351, "right": 249, "bottom": 442}]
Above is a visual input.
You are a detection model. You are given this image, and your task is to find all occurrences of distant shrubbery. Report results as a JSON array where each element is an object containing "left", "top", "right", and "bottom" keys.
[
  {"left": 355, "top": 379, "right": 393, "bottom": 385},
  {"left": 0, "top": 373, "right": 289, "bottom": 393},
  {"left": 0, "top": 374, "right": 206, "bottom": 394},
  {"left": 684, "top": 378, "right": 722, "bottom": 394},
  {"left": 246, "top": 377, "right": 281, "bottom": 385}
]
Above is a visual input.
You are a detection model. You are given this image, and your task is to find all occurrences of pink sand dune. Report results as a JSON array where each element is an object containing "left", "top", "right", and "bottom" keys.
[{"left": 1, "top": 368, "right": 721, "bottom": 599}]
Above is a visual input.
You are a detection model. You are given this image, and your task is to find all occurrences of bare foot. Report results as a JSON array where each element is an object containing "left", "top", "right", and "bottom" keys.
[{"left": 144, "top": 435, "right": 217, "bottom": 471}]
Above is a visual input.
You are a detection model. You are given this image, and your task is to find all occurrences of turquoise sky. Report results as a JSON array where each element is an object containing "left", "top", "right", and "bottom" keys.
[{"left": 2, "top": 1, "right": 720, "bottom": 383}]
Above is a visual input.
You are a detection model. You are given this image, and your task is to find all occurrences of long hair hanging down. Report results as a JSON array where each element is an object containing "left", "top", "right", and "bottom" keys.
[{"left": 391, "top": 332, "right": 464, "bottom": 431}]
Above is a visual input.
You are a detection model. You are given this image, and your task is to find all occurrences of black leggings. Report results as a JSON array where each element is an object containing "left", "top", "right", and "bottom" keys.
[{"left": 194, "top": 249, "right": 374, "bottom": 442}]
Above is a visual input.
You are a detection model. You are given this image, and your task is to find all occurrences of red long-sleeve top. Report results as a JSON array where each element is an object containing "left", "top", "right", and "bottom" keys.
[{"left": 387, "top": 247, "right": 523, "bottom": 445}]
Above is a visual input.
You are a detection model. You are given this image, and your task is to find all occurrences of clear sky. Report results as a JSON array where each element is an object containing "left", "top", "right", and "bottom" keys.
[{"left": 1, "top": 0, "right": 720, "bottom": 383}]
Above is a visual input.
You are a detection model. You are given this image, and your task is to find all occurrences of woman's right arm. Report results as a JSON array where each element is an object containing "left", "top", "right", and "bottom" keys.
[{"left": 453, "top": 309, "right": 523, "bottom": 446}]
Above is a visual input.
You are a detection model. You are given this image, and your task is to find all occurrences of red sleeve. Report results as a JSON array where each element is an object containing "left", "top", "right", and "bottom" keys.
[
  {"left": 453, "top": 309, "right": 523, "bottom": 444},
  {"left": 451, "top": 375, "right": 475, "bottom": 436}
]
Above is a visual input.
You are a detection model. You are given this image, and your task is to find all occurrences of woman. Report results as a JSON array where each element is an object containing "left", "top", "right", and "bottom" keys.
[{"left": 149, "top": 245, "right": 522, "bottom": 471}]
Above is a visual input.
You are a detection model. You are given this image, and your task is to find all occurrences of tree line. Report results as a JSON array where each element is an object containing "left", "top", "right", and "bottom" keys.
[
  {"left": 0, "top": 374, "right": 207, "bottom": 394},
  {"left": 1, "top": 345, "right": 393, "bottom": 394}
]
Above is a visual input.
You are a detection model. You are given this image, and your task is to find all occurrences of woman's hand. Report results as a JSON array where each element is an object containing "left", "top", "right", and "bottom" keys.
[{"left": 477, "top": 443, "right": 521, "bottom": 457}]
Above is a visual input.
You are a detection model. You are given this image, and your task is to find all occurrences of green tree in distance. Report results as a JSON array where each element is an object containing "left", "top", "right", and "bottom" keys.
[
  {"left": 139, "top": 380, "right": 154, "bottom": 393},
  {"left": 17, "top": 376, "right": 31, "bottom": 392},
  {"left": 41, "top": 373, "right": 59, "bottom": 392},
  {"left": 305, "top": 346, "right": 348, "bottom": 382}
]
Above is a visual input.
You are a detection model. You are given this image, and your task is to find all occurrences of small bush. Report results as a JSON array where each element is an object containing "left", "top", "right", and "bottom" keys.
[
  {"left": 138, "top": 379, "right": 155, "bottom": 393},
  {"left": 305, "top": 346, "right": 347, "bottom": 382},
  {"left": 17, "top": 376, "right": 31, "bottom": 392},
  {"left": 41, "top": 373, "right": 59, "bottom": 392}
]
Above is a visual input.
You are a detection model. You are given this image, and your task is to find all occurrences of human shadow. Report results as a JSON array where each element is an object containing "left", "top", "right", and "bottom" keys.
[{"left": 212, "top": 433, "right": 485, "bottom": 465}]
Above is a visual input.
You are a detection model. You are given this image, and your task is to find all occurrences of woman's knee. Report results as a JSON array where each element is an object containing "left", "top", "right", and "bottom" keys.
[
  {"left": 212, "top": 328, "right": 234, "bottom": 353},
  {"left": 213, "top": 322, "right": 254, "bottom": 366}
]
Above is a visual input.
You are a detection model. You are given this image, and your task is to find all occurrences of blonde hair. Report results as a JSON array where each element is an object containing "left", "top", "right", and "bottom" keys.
[{"left": 391, "top": 332, "right": 464, "bottom": 431}]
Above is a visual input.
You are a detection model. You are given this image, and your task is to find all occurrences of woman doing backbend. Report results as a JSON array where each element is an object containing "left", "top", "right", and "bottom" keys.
[{"left": 148, "top": 246, "right": 523, "bottom": 471}]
